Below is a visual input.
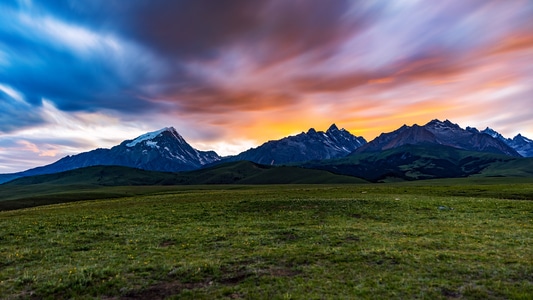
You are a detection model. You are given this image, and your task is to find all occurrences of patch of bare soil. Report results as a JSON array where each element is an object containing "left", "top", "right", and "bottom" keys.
[
  {"left": 109, "top": 263, "right": 301, "bottom": 299},
  {"left": 116, "top": 281, "right": 210, "bottom": 300}
]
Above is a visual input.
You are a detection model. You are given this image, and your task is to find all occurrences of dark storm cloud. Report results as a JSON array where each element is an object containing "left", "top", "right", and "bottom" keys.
[
  {"left": 139, "top": 0, "right": 374, "bottom": 114},
  {"left": 36, "top": 0, "right": 354, "bottom": 69},
  {"left": 62, "top": 0, "right": 363, "bottom": 60},
  {"left": 82, "top": 0, "right": 370, "bottom": 112},
  {"left": 0, "top": 0, "right": 368, "bottom": 133}
]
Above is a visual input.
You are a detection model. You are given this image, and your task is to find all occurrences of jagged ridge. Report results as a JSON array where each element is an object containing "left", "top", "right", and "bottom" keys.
[
  {"left": 224, "top": 124, "right": 367, "bottom": 165},
  {"left": 478, "top": 127, "right": 533, "bottom": 157},
  {"left": 355, "top": 119, "right": 521, "bottom": 157}
]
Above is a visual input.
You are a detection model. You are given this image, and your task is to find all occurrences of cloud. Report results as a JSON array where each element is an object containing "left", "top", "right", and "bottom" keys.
[
  {"left": 1, "top": 0, "right": 533, "bottom": 172},
  {"left": 0, "top": 3, "right": 164, "bottom": 119},
  {"left": 0, "top": 86, "right": 45, "bottom": 132}
]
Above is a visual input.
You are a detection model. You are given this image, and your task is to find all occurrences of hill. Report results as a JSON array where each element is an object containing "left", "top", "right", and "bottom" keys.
[
  {"left": 4, "top": 162, "right": 366, "bottom": 187},
  {"left": 183, "top": 161, "right": 367, "bottom": 184},
  {"left": 303, "top": 144, "right": 533, "bottom": 182},
  {"left": 0, "top": 162, "right": 366, "bottom": 210}
]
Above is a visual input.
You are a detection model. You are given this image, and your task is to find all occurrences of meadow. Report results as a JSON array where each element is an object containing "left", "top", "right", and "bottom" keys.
[{"left": 0, "top": 180, "right": 532, "bottom": 299}]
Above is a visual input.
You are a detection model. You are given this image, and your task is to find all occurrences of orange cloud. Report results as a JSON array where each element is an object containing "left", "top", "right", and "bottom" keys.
[
  {"left": 368, "top": 77, "right": 394, "bottom": 84},
  {"left": 488, "top": 33, "right": 533, "bottom": 56}
]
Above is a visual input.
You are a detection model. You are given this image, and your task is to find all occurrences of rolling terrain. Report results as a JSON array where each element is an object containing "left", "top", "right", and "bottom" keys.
[
  {"left": 0, "top": 183, "right": 531, "bottom": 299},
  {"left": 303, "top": 144, "right": 533, "bottom": 182},
  {"left": 0, "top": 162, "right": 366, "bottom": 211}
]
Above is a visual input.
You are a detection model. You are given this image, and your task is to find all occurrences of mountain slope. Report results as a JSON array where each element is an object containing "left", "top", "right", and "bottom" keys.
[
  {"left": 182, "top": 161, "right": 367, "bottom": 184},
  {"left": 1, "top": 127, "right": 220, "bottom": 183},
  {"left": 508, "top": 134, "right": 533, "bottom": 157},
  {"left": 480, "top": 127, "right": 533, "bottom": 157},
  {"left": 225, "top": 124, "right": 367, "bottom": 165},
  {"left": 3, "top": 165, "right": 183, "bottom": 186},
  {"left": 303, "top": 144, "right": 529, "bottom": 182},
  {"left": 355, "top": 119, "right": 521, "bottom": 157},
  {"left": 3, "top": 162, "right": 366, "bottom": 187}
]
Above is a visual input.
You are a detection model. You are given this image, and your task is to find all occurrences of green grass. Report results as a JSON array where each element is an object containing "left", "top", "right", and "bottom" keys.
[
  {"left": 0, "top": 183, "right": 532, "bottom": 299},
  {"left": 0, "top": 162, "right": 366, "bottom": 211}
]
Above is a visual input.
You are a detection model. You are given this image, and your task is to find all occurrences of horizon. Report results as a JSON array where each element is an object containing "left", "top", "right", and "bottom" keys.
[
  {"left": 1, "top": 117, "right": 528, "bottom": 174},
  {"left": 1, "top": 1, "right": 532, "bottom": 173}
]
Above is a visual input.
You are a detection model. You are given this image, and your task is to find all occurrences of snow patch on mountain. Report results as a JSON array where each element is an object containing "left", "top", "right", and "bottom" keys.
[
  {"left": 224, "top": 124, "right": 367, "bottom": 165},
  {"left": 480, "top": 127, "right": 506, "bottom": 141},
  {"left": 146, "top": 141, "right": 159, "bottom": 149},
  {"left": 126, "top": 127, "right": 171, "bottom": 147},
  {"left": 479, "top": 128, "right": 533, "bottom": 157}
]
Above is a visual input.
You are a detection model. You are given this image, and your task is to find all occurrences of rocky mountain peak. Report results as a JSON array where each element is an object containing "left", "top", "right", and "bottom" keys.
[
  {"left": 123, "top": 126, "right": 188, "bottom": 148},
  {"left": 425, "top": 119, "right": 461, "bottom": 131},
  {"left": 224, "top": 124, "right": 367, "bottom": 165},
  {"left": 356, "top": 119, "right": 521, "bottom": 157},
  {"left": 481, "top": 127, "right": 505, "bottom": 140},
  {"left": 327, "top": 124, "right": 339, "bottom": 133}
]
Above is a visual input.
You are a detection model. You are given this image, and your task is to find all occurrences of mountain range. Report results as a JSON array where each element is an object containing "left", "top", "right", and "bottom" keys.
[
  {"left": 355, "top": 119, "right": 521, "bottom": 157},
  {"left": 223, "top": 124, "right": 367, "bottom": 165},
  {"left": 1, "top": 119, "right": 532, "bottom": 184},
  {"left": 476, "top": 127, "right": 533, "bottom": 157}
]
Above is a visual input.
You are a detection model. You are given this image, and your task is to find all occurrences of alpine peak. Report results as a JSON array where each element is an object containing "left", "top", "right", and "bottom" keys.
[
  {"left": 480, "top": 127, "right": 505, "bottom": 141},
  {"left": 327, "top": 124, "right": 339, "bottom": 132},
  {"left": 224, "top": 124, "right": 367, "bottom": 165},
  {"left": 425, "top": 119, "right": 459, "bottom": 129},
  {"left": 356, "top": 119, "right": 521, "bottom": 157},
  {"left": 124, "top": 127, "right": 183, "bottom": 147}
]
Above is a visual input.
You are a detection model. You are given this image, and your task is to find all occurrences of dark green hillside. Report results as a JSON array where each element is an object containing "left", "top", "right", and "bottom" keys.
[
  {"left": 4, "top": 165, "right": 181, "bottom": 186},
  {"left": 183, "top": 161, "right": 367, "bottom": 184},
  {"left": 0, "top": 162, "right": 366, "bottom": 210},
  {"left": 303, "top": 144, "right": 531, "bottom": 182},
  {"left": 474, "top": 158, "right": 533, "bottom": 177}
]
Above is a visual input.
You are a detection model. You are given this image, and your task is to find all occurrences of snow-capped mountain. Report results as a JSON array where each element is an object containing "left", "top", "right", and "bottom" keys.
[
  {"left": 225, "top": 124, "right": 367, "bottom": 165},
  {"left": 355, "top": 119, "right": 521, "bottom": 157},
  {"left": 508, "top": 134, "right": 533, "bottom": 157},
  {"left": 6, "top": 127, "right": 220, "bottom": 181},
  {"left": 478, "top": 127, "right": 533, "bottom": 157}
]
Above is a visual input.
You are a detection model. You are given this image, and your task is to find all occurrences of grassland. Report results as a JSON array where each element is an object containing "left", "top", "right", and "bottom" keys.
[{"left": 0, "top": 181, "right": 532, "bottom": 299}]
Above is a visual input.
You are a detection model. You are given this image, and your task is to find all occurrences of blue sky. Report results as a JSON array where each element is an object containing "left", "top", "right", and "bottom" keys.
[{"left": 1, "top": 0, "right": 533, "bottom": 172}]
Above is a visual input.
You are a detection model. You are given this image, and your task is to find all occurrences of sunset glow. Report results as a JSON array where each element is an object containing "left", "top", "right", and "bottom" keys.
[{"left": 1, "top": 0, "right": 532, "bottom": 172}]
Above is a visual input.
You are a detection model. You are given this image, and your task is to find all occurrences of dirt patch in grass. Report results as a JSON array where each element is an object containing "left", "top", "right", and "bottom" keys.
[
  {"left": 219, "top": 271, "right": 253, "bottom": 284},
  {"left": 441, "top": 287, "right": 462, "bottom": 298},
  {"left": 158, "top": 240, "right": 176, "bottom": 247},
  {"left": 344, "top": 235, "right": 361, "bottom": 242},
  {"left": 267, "top": 267, "right": 301, "bottom": 277},
  {"left": 116, "top": 281, "right": 211, "bottom": 299}
]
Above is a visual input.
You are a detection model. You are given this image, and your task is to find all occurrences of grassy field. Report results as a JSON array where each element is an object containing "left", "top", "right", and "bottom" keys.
[{"left": 0, "top": 182, "right": 532, "bottom": 299}]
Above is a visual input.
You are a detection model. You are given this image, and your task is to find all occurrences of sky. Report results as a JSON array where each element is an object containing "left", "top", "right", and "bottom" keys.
[{"left": 1, "top": 0, "right": 533, "bottom": 173}]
